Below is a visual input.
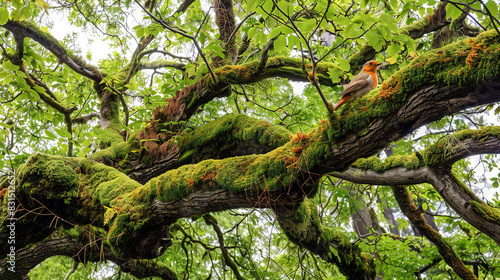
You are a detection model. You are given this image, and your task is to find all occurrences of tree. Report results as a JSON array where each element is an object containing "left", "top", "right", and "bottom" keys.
[{"left": 1, "top": 0, "right": 500, "bottom": 279}]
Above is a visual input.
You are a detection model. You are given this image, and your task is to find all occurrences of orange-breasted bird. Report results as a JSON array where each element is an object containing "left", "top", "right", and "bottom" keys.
[{"left": 334, "top": 60, "right": 379, "bottom": 111}]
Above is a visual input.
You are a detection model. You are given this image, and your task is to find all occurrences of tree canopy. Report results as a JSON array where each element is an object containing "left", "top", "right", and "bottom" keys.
[{"left": 1, "top": 0, "right": 500, "bottom": 279}]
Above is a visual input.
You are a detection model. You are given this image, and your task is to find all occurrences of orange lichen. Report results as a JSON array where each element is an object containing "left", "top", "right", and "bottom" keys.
[
  {"left": 377, "top": 80, "right": 401, "bottom": 100},
  {"left": 201, "top": 171, "right": 218, "bottom": 181},
  {"left": 307, "top": 71, "right": 315, "bottom": 82},
  {"left": 0, "top": 188, "right": 7, "bottom": 199},
  {"left": 466, "top": 38, "right": 481, "bottom": 69},
  {"left": 319, "top": 119, "right": 327, "bottom": 125},
  {"left": 292, "top": 146, "right": 302, "bottom": 154},
  {"left": 186, "top": 178, "right": 195, "bottom": 188},
  {"left": 284, "top": 155, "right": 300, "bottom": 169},
  {"left": 359, "top": 106, "right": 368, "bottom": 112},
  {"left": 291, "top": 131, "right": 309, "bottom": 143}
]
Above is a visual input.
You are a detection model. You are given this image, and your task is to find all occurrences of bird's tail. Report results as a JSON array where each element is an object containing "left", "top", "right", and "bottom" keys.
[{"left": 333, "top": 95, "right": 351, "bottom": 111}]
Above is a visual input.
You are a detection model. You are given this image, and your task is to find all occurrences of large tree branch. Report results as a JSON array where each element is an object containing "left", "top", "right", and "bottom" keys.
[
  {"left": 0, "top": 229, "right": 177, "bottom": 280},
  {"left": 391, "top": 184, "right": 477, "bottom": 279},
  {"left": 106, "top": 114, "right": 292, "bottom": 184},
  {"left": 4, "top": 30, "right": 500, "bottom": 278},
  {"left": 276, "top": 199, "right": 376, "bottom": 280},
  {"left": 330, "top": 129, "right": 500, "bottom": 245},
  {"left": 1, "top": 21, "right": 103, "bottom": 82}
]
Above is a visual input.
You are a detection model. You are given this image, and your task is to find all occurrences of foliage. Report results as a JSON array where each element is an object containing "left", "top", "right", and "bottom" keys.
[{"left": 0, "top": 0, "right": 499, "bottom": 279}]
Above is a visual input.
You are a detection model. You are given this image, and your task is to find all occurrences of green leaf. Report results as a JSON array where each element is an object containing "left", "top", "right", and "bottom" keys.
[
  {"left": 135, "top": 27, "right": 144, "bottom": 38},
  {"left": 445, "top": 4, "right": 462, "bottom": 21},
  {"left": 302, "top": 18, "right": 317, "bottom": 34},
  {"left": 337, "top": 58, "right": 350, "bottom": 72},
  {"left": 12, "top": 0, "right": 23, "bottom": 11},
  {"left": 335, "top": 16, "right": 351, "bottom": 26},
  {"left": 485, "top": 1, "right": 499, "bottom": 16},
  {"left": 269, "top": 26, "right": 283, "bottom": 38},
  {"left": 287, "top": 35, "right": 299, "bottom": 51},
  {"left": 422, "top": 203, "right": 428, "bottom": 211},
  {"left": 257, "top": 0, "right": 274, "bottom": 17},
  {"left": 20, "top": 6, "right": 32, "bottom": 20},
  {"left": 35, "top": 0, "right": 51, "bottom": 12},
  {"left": 256, "top": 31, "right": 267, "bottom": 46},
  {"left": 328, "top": 68, "right": 342, "bottom": 83},
  {"left": 0, "top": 7, "right": 9, "bottom": 25},
  {"left": 380, "top": 13, "right": 398, "bottom": 32},
  {"left": 343, "top": 23, "right": 356, "bottom": 38},
  {"left": 365, "top": 30, "right": 383, "bottom": 51},
  {"left": 248, "top": 26, "right": 258, "bottom": 38},
  {"left": 54, "top": 128, "right": 71, "bottom": 138},
  {"left": 2, "top": 60, "right": 19, "bottom": 71},
  {"left": 494, "top": 105, "right": 500, "bottom": 115},
  {"left": 44, "top": 111, "right": 53, "bottom": 121},
  {"left": 45, "top": 130, "right": 56, "bottom": 140},
  {"left": 387, "top": 43, "right": 401, "bottom": 56},
  {"left": 274, "top": 35, "right": 286, "bottom": 53},
  {"left": 277, "top": 1, "right": 293, "bottom": 17}
]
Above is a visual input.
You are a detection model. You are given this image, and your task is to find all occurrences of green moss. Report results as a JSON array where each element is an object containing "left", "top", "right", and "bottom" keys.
[
  {"left": 16, "top": 154, "right": 80, "bottom": 200},
  {"left": 469, "top": 201, "right": 500, "bottom": 224},
  {"left": 276, "top": 199, "right": 321, "bottom": 245},
  {"left": 399, "top": 15, "right": 431, "bottom": 36},
  {"left": 353, "top": 154, "right": 420, "bottom": 172},
  {"left": 92, "top": 142, "right": 134, "bottom": 162},
  {"left": 178, "top": 114, "right": 292, "bottom": 164},
  {"left": 213, "top": 56, "right": 337, "bottom": 86}
]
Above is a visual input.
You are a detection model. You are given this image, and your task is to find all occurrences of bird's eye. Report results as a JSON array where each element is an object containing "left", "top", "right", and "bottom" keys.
[{"left": 369, "top": 62, "right": 373, "bottom": 65}]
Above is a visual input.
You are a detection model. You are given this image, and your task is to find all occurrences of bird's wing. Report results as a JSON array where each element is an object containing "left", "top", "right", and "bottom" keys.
[{"left": 340, "top": 72, "right": 370, "bottom": 96}]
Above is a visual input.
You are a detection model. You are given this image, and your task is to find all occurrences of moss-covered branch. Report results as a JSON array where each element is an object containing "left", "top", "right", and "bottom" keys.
[
  {"left": 329, "top": 127, "right": 500, "bottom": 245},
  {"left": 139, "top": 59, "right": 187, "bottom": 71},
  {"left": 276, "top": 199, "right": 376, "bottom": 280},
  {"left": 391, "top": 184, "right": 477, "bottom": 279},
  {"left": 1, "top": 20, "right": 103, "bottom": 82},
  {"left": 333, "top": 126, "right": 500, "bottom": 179},
  {"left": 92, "top": 114, "right": 293, "bottom": 183},
  {"left": 146, "top": 57, "right": 338, "bottom": 126}
]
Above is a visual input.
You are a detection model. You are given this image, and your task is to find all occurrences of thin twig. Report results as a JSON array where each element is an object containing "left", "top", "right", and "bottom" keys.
[
  {"left": 270, "top": 0, "right": 333, "bottom": 114},
  {"left": 135, "top": 0, "right": 218, "bottom": 83},
  {"left": 226, "top": 12, "right": 257, "bottom": 48}
]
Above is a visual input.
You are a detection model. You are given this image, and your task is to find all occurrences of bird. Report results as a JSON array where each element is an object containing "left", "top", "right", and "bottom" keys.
[{"left": 334, "top": 60, "right": 380, "bottom": 111}]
